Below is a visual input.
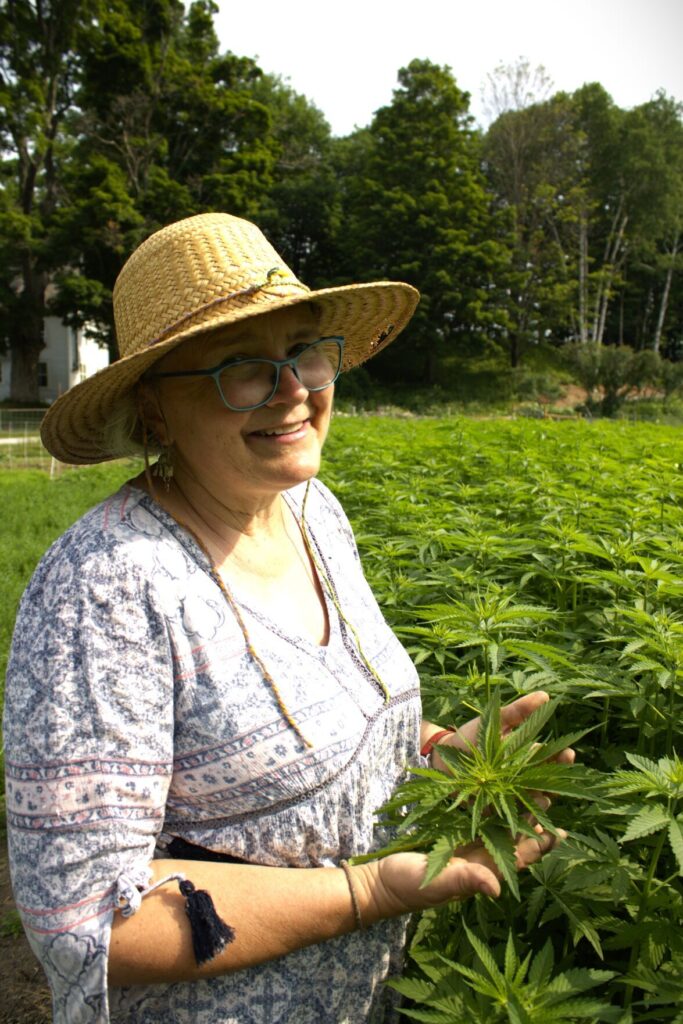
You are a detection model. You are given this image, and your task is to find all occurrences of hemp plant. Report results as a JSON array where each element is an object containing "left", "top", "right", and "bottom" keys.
[
  {"left": 356, "top": 694, "right": 596, "bottom": 901},
  {"left": 322, "top": 416, "right": 683, "bottom": 1023},
  {"left": 389, "top": 928, "right": 620, "bottom": 1023}
]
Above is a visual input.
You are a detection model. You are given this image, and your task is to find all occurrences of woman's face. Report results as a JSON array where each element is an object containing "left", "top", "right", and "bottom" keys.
[{"left": 148, "top": 305, "right": 335, "bottom": 508}]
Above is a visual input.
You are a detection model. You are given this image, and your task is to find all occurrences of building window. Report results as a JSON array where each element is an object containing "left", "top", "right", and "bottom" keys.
[{"left": 38, "top": 362, "right": 48, "bottom": 387}]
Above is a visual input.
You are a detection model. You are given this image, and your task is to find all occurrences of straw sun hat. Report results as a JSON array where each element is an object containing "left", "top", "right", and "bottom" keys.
[{"left": 40, "top": 212, "right": 420, "bottom": 464}]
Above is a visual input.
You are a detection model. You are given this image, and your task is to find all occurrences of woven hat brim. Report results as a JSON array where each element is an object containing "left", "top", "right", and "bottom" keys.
[{"left": 40, "top": 280, "right": 419, "bottom": 464}]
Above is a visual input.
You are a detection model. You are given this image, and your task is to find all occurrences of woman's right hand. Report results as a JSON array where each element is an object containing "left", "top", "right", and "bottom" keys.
[{"left": 356, "top": 824, "right": 565, "bottom": 918}]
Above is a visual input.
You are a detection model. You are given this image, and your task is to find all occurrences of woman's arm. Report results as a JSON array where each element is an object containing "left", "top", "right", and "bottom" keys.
[{"left": 109, "top": 828, "right": 559, "bottom": 986}]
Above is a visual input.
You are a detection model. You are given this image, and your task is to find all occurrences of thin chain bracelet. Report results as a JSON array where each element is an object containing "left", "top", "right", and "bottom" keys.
[{"left": 340, "top": 859, "right": 364, "bottom": 930}]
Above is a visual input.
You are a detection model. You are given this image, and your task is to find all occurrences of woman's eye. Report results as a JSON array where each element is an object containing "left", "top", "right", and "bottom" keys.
[{"left": 289, "top": 342, "right": 315, "bottom": 357}]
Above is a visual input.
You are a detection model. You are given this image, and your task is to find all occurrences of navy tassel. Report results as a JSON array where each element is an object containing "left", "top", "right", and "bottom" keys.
[{"left": 179, "top": 878, "right": 236, "bottom": 965}]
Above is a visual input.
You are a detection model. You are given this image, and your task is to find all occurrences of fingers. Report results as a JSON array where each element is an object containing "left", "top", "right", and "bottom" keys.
[
  {"left": 441, "top": 859, "right": 502, "bottom": 900},
  {"left": 415, "top": 853, "right": 503, "bottom": 902},
  {"left": 527, "top": 792, "right": 551, "bottom": 813},
  {"left": 515, "top": 824, "right": 567, "bottom": 869},
  {"left": 373, "top": 822, "right": 568, "bottom": 918},
  {"left": 500, "top": 691, "right": 549, "bottom": 733}
]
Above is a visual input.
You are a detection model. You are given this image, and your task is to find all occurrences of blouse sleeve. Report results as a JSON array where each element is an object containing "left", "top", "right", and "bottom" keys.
[{"left": 3, "top": 532, "right": 174, "bottom": 1024}]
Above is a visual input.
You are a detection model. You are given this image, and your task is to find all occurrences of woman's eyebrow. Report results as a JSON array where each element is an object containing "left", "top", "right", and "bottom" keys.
[{"left": 209, "top": 325, "right": 318, "bottom": 358}]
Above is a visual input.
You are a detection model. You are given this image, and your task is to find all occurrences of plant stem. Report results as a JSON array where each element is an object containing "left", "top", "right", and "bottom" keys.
[{"left": 623, "top": 829, "right": 667, "bottom": 1009}]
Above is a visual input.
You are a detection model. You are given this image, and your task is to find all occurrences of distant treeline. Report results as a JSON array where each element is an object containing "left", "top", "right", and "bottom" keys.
[{"left": 1, "top": 0, "right": 682, "bottom": 401}]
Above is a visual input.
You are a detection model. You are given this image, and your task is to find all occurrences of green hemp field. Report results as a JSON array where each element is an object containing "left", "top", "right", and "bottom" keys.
[{"left": 1, "top": 415, "right": 683, "bottom": 1022}]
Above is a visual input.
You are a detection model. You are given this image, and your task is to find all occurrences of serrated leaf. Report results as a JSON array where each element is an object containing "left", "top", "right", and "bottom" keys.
[
  {"left": 396, "top": 1007, "right": 464, "bottom": 1023},
  {"left": 525, "top": 882, "right": 547, "bottom": 931},
  {"left": 621, "top": 805, "right": 670, "bottom": 843},
  {"left": 504, "top": 930, "right": 519, "bottom": 980},
  {"left": 668, "top": 818, "right": 683, "bottom": 874},
  {"left": 463, "top": 923, "right": 506, "bottom": 989},
  {"left": 422, "top": 834, "right": 455, "bottom": 887},
  {"left": 540, "top": 998, "right": 620, "bottom": 1020},
  {"left": 560, "top": 865, "right": 617, "bottom": 893},
  {"left": 481, "top": 689, "right": 503, "bottom": 765},
  {"left": 624, "top": 752, "right": 662, "bottom": 777},
  {"left": 480, "top": 825, "right": 520, "bottom": 899},
  {"left": 501, "top": 696, "right": 557, "bottom": 757},
  {"left": 544, "top": 968, "right": 617, "bottom": 1002},
  {"left": 470, "top": 787, "right": 488, "bottom": 838},
  {"left": 385, "top": 975, "right": 435, "bottom": 1001},
  {"left": 449, "top": 963, "right": 504, "bottom": 1001},
  {"left": 528, "top": 938, "right": 554, "bottom": 989},
  {"left": 525, "top": 729, "right": 594, "bottom": 765},
  {"left": 498, "top": 793, "right": 523, "bottom": 835}
]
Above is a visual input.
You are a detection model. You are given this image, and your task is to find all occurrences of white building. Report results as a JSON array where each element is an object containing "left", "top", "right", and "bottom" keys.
[{"left": 0, "top": 317, "right": 110, "bottom": 403}]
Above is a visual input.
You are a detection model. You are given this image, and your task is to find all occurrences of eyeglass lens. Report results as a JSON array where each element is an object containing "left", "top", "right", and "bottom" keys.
[{"left": 218, "top": 338, "right": 342, "bottom": 410}]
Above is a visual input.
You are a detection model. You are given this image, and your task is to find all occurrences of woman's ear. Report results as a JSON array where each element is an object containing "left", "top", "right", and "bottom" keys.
[{"left": 136, "top": 382, "right": 173, "bottom": 447}]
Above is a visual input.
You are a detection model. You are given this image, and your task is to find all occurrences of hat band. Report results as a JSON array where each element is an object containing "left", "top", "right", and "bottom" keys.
[{"left": 142, "top": 270, "right": 309, "bottom": 352}]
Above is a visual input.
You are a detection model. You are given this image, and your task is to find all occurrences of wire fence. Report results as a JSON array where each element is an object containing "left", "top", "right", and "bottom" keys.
[{"left": 0, "top": 408, "right": 59, "bottom": 472}]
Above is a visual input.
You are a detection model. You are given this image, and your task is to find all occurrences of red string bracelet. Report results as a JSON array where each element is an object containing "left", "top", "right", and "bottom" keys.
[{"left": 420, "top": 729, "right": 454, "bottom": 758}]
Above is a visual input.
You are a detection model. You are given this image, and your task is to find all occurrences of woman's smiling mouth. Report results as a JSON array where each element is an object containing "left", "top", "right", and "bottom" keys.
[{"left": 251, "top": 420, "right": 309, "bottom": 438}]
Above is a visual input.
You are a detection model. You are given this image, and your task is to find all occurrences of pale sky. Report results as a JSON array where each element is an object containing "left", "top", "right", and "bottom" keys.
[{"left": 213, "top": 0, "right": 683, "bottom": 135}]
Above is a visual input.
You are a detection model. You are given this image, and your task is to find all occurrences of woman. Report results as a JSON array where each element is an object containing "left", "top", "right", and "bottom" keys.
[{"left": 4, "top": 213, "right": 568, "bottom": 1024}]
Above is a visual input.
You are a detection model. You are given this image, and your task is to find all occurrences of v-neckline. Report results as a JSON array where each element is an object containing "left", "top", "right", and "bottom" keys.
[{"left": 132, "top": 483, "right": 336, "bottom": 652}]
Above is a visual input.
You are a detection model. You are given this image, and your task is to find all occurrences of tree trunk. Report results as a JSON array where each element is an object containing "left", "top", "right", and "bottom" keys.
[
  {"left": 10, "top": 329, "right": 44, "bottom": 403},
  {"left": 653, "top": 228, "right": 680, "bottom": 353},
  {"left": 591, "top": 207, "right": 628, "bottom": 345},
  {"left": 640, "top": 287, "right": 654, "bottom": 348},
  {"left": 510, "top": 334, "right": 519, "bottom": 368},
  {"left": 578, "top": 210, "right": 588, "bottom": 343},
  {"left": 9, "top": 273, "right": 48, "bottom": 403},
  {"left": 424, "top": 345, "right": 438, "bottom": 385}
]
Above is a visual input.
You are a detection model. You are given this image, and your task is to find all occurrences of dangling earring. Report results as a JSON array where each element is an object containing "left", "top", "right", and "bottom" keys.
[{"left": 152, "top": 446, "right": 174, "bottom": 491}]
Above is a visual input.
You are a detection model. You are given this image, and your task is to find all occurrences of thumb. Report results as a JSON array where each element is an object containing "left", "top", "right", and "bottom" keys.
[
  {"left": 427, "top": 857, "right": 502, "bottom": 903},
  {"left": 376, "top": 852, "right": 502, "bottom": 911}
]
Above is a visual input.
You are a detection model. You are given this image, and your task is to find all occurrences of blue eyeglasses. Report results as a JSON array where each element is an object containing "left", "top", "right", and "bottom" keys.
[{"left": 147, "top": 336, "right": 345, "bottom": 412}]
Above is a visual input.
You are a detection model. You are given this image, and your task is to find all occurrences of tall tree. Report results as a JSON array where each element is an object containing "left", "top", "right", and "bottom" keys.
[
  {"left": 50, "top": 0, "right": 275, "bottom": 357},
  {"left": 484, "top": 89, "right": 583, "bottom": 363},
  {"left": 608, "top": 93, "right": 683, "bottom": 353},
  {"left": 484, "top": 81, "right": 683, "bottom": 358},
  {"left": 0, "top": 0, "right": 276, "bottom": 392},
  {"left": 248, "top": 73, "right": 339, "bottom": 285},
  {"left": 0, "top": 0, "right": 95, "bottom": 401},
  {"left": 336, "top": 59, "right": 511, "bottom": 384}
]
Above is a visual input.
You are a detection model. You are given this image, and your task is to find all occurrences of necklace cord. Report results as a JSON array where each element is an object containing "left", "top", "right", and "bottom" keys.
[
  {"left": 162, "top": 477, "right": 389, "bottom": 752},
  {"left": 300, "top": 481, "right": 390, "bottom": 704},
  {"left": 167, "top": 510, "right": 313, "bottom": 749}
]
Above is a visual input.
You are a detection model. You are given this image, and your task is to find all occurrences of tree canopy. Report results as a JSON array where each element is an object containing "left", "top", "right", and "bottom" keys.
[{"left": 1, "top": 6, "right": 682, "bottom": 402}]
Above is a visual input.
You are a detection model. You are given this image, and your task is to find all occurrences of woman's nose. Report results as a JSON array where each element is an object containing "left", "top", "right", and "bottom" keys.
[{"left": 267, "top": 364, "right": 309, "bottom": 404}]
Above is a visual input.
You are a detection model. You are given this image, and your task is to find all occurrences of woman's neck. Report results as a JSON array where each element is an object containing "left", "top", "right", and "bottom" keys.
[{"left": 133, "top": 467, "right": 294, "bottom": 565}]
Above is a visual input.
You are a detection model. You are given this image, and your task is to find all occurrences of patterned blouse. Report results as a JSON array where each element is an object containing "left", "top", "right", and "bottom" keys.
[{"left": 4, "top": 478, "right": 423, "bottom": 1024}]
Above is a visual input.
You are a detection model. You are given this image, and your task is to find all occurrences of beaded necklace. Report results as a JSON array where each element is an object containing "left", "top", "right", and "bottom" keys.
[{"left": 168, "top": 478, "right": 390, "bottom": 749}]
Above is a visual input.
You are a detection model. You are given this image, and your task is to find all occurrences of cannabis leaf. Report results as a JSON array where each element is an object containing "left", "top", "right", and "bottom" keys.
[
  {"left": 355, "top": 693, "right": 597, "bottom": 899},
  {"left": 607, "top": 752, "right": 683, "bottom": 873},
  {"left": 392, "top": 929, "right": 619, "bottom": 1023}
]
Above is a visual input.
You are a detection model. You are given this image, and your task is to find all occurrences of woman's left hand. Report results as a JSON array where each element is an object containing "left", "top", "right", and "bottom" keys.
[
  {"left": 431, "top": 690, "right": 575, "bottom": 764},
  {"left": 426, "top": 691, "right": 575, "bottom": 814}
]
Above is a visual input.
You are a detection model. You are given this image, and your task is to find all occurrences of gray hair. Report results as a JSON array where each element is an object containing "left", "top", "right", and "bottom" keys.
[{"left": 99, "top": 387, "right": 162, "bottom": 460}]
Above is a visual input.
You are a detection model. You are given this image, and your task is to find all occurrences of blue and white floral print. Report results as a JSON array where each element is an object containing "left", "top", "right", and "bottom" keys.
[{"left": 4, "top": 479, "right": 422, "bottom": 1023}]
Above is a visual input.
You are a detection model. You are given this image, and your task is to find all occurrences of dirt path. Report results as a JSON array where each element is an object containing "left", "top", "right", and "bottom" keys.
[{"left": 0, "top": 841, "right": 51, "bottom": 1024}]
